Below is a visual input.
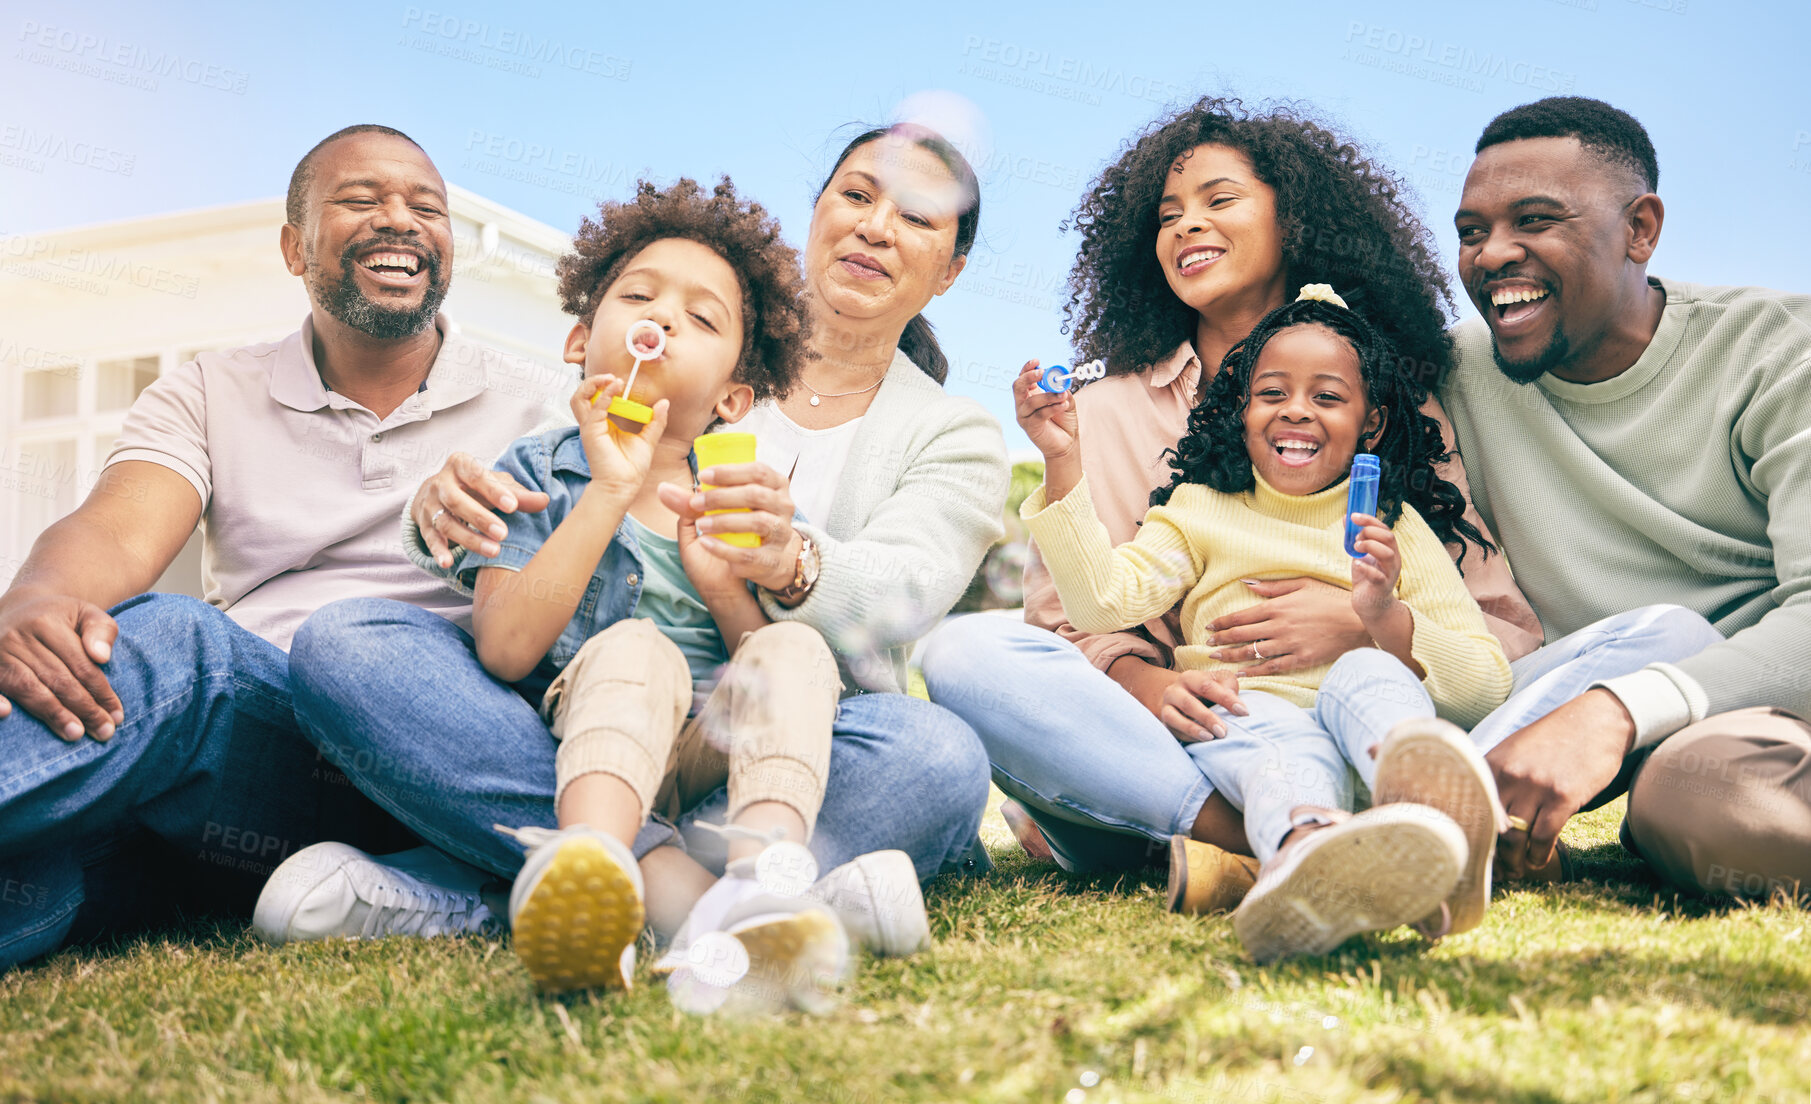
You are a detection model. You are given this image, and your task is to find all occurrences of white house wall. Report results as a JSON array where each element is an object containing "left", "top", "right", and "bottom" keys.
[{"left": 1, "top": 186, "right": 575, "bottom": 594}]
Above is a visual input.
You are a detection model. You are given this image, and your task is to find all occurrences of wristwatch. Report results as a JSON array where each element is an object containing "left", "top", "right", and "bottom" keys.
[{"left": 771, "top": 534, "right": 820, "bottom": 605}]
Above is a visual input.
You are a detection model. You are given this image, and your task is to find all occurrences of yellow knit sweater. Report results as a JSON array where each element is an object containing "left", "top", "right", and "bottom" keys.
[{"left": 1022, "top": 471, "right": 1512, "bottom": 728}]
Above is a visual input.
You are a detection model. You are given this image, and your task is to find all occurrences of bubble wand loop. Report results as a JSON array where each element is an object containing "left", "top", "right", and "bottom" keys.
[
  {"left": 593, "top": 319, "right": 663, "bottom": 423},
  {"left": 1034, "top": 359, "right": 1106, "bottom": 394}
]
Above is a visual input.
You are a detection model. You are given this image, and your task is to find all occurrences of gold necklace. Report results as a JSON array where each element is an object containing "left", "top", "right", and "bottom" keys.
[{"left": 802, "top": 371, "right": 886, "bottom": 406}]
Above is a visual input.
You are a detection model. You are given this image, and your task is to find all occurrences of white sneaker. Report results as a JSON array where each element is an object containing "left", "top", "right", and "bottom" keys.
[
  {"left": 653, "top": 839, "right": 848, "bottom": 1015},
  {"left": 807, "top": 850, "right": 930, "bottom": 956},
  {"left": 1372, "top": 717, "right": 1508, "bottom": 937},
  {"left": 252, "top": 842, "right": 501, "bottom": 944},
  {"left": 1232, "top": 803, "right": 1467, "bottom": 965},
  {"left": 496, "top": 824, "right": 645, "bottom": 993}
]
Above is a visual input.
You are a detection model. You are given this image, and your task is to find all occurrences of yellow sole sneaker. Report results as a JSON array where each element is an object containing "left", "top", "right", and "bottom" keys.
[
  {"left": 506, "top": 829, "right": 645, "bottom": 993},
  {"left": 728, "top": 906, "right": 848, "bottom": 1014}
]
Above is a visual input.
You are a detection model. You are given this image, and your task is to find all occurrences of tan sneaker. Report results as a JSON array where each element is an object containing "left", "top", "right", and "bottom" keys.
[
  {"left": 1232, "top": 804, "right": 1466, "bottom": 964},
  {"left": 1166, "top": 836, "right": 1260, "bottom": 915},
  {"left": 1372, "top": 718, "right": 1507, "bottom": 936}
]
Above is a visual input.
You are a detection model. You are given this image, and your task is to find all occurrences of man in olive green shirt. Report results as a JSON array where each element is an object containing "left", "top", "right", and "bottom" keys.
[{"left": 1442, "top": 96, "right": 1810, "bottom": 899}]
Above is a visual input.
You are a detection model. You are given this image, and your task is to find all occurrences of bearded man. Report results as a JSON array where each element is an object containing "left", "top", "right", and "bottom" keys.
[{"left": 0, "top": 125, "right": 549, "bottom": 967}]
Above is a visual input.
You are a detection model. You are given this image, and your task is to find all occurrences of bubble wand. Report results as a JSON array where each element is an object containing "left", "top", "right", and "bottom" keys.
[
  {"left": 593, "top": 319, "right": 663, "bottom": 423},
  {"left": 1034, "top": 359, "right": 1106, "bottom": 394}
]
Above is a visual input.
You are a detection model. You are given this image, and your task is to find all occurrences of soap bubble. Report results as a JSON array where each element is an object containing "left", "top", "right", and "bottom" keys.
[
  {"left": 687, "top": 931, "right": 750, "bottom": 989},
  {"left": 864, "top": 90, "right": 989, "bottom": 221},
  {"left": 756, "top": 840, "right": 819, "bottom": 896},
  {"left": 665, "top": 937, "right": 750, "bottom": 1018},
  {"left": 892, "top": 89, "right": 991, "bottom": 170}
]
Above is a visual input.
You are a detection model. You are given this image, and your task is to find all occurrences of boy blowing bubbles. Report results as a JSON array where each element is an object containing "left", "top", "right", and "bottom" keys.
[{"left": 456, "top": 179, "right": 850, "bottom": 1008}]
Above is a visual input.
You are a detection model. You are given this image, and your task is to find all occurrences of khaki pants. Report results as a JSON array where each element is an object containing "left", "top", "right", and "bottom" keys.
[
  {"left": 1624, "top": 707, "right": 1811, "bottom": 900},
  {"left": 541, "top": 619, "right": 838, "bottom": 839}
]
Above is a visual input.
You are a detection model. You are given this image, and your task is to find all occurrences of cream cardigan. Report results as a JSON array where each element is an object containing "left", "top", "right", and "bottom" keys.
[
  {"left": 405, "top": 348, "right": 1009, "bottom": 698},
  {"left": 757, "top": 349, "right": 1009, "bottom": 695}
]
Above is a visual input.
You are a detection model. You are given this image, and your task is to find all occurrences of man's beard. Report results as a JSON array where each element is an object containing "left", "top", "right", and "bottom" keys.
[
  {"left": 1491, "top": 325, "right": 1571, "bottom": 385},
  {"left": 308, "top": 236, "right": 449, "bottom": 339}
]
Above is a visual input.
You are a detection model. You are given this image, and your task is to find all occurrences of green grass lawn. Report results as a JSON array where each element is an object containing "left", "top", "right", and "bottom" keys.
[{"left": 3, "top": 793, "right": 1806, "bottom": 1104}]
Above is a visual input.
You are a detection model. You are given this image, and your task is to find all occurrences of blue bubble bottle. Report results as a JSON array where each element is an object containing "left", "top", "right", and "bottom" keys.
[{"left": 1344, "top": 454, "right": 1380, "bottom": 558}]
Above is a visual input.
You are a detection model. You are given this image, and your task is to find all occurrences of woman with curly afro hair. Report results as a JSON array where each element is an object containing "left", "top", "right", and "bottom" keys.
[{"left": 924, "top": 97, "right": 1540, "bottom": 896}]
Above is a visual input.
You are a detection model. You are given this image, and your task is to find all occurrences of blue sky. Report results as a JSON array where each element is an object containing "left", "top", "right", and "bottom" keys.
[{"left": 5, "top": 0, "right": 1806, "bottom": 449}]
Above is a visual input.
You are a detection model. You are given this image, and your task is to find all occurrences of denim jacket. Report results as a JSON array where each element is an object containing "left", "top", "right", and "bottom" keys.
[{"left": 451, "top": 427, "right": 661, "bottom": 697}]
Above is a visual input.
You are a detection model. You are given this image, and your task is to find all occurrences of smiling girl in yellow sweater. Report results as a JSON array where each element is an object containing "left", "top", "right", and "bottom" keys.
[{"left": 1018, "top": 286, "right": 1511, "bottom": 962}]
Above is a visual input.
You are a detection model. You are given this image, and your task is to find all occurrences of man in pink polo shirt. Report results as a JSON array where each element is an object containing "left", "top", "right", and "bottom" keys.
[{"left": 0, "top": 125, "right": 554, "bottom": 968}]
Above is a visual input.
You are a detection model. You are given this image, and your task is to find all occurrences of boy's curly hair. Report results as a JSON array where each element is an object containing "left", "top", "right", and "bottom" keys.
[
  {"left": 1065, "top": 97, "right": 1454, "bottom": 392},
  {"left": 1151, "top": 298, "right": 1494, "bottom": 571},
  {"left": 555, "top": 176, "right": 809, "bottom": 404}
]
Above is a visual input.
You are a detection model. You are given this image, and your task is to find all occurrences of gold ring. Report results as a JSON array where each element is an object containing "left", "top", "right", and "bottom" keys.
[{"left": 1504, "top": 814, "right": 1531, "bottom": 833}]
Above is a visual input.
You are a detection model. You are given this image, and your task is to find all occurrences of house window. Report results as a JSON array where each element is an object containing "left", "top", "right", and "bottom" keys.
[
  {"left": 4, "top": 437, "right": 80, "bottom": 558},
  {"left": 20, "top": 368, "right": 79, "bottom": 421},
  {"left": 97, "top": 355, "right": 161, "bottom": 411}
]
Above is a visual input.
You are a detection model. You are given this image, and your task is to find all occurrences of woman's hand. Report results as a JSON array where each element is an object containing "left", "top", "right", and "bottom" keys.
[
  {"left": 655, "top": 462, "right": 802, "bottom": 593},
  {"left": 671, "top": 484, "right": 752, "bottom": 605},
  {"left": 1348, "top": 513, "right": 1403, "bottom": 630},
  {"left": 1206, "top": 578, "right": 1371, "bottom": 676},
  {"left": 1160, "top": 669, "right": 1248, "bottom": 743},
  {"left": 412, "top": 454, "right": 552, "bottom": 570},
  {"left": 572, "top": 375, "right": 670, "bottom": 501}
]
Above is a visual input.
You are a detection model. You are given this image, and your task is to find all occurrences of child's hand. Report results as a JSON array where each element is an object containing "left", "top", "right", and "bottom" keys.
[
  {"left": 1161, "top": 669, "right": 1247, "bottom": 743},
  {"left": 670, "top": 485, "right": 749, "bottom": 605},
  {"left": 1012, "top": 360, "right": 1079, "bottom": 463},
  {"left": 570, "top": 375, "right": 670, "bottom": 501},
  {"left": 1348, "top": 513, "right": 1403, "bottom": 626}
]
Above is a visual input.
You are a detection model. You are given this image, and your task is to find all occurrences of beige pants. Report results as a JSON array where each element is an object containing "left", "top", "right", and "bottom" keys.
[
  {"left": 1625, "top": 707, "right": 1811, "bottom": 900},
  {"left": 541, "top": 618, "right": 838, "bottom": 838}
]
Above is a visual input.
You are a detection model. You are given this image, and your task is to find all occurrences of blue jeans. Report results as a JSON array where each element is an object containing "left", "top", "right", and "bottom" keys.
[
  {"left": 921, "top": 614, "right": 1213, "bottom": 873},
  {"left": 1201, "top": 650, "right": 1431, "bottom": 864},
  {"left": 921, "top": 605, "right": 1722, "bottom": 873},
  {"left": 286, "top": 598, "right": 992, "bottom": 884},
  {"left": 0, "top": 594, "right": 408, "bottom": 970}
]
